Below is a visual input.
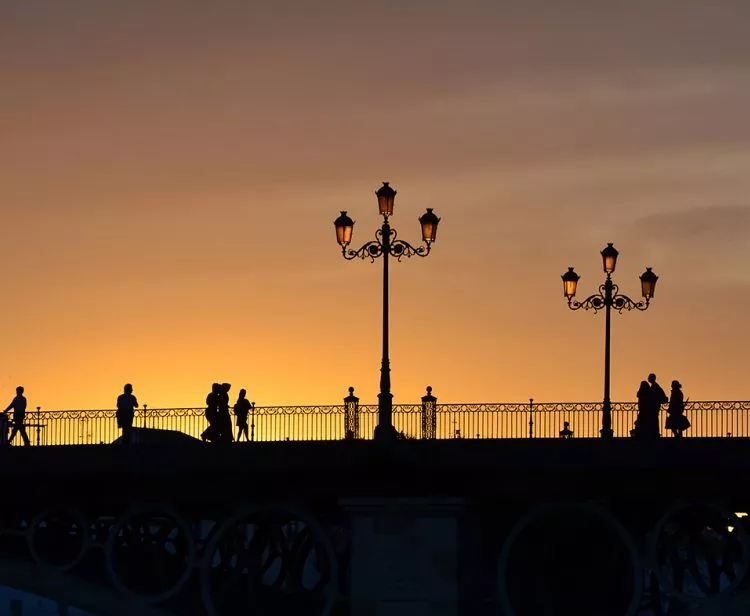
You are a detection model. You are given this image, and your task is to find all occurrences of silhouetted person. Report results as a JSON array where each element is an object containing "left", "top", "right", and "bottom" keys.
[
  {"left": 5, "top": 386, "right": 30, "bottom": 446},
  {"left": 633, "top": 380, "right": 660, "bottom": 438},
  {"left": 559, "top": 421, "right": 573, "bottom": 439},
  {"left": 666, "top": 380, "right": 690, "bottom": 438},
  {"left": 647, "top": 373, "right": 668, "bottom": 422},
  {"left": 0, "top": 411, "right": 7, "bottom": 447},
  {"left": 201, "top": 383, "right": 221, "bottom": 443},
  {"left": 116, "top": 383, "right": 139, "bottom": 444},
  {"left": 218, "top": 383, "right": 234, "bottom": 443},
  {"left": 234, "top": 389, "right": 252, "bottom": 442}
]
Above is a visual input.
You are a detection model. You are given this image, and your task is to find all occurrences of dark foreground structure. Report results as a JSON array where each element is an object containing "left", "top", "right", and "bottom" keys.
[{"left": 2, "top": 432, "right": 750, "bottom": 616}]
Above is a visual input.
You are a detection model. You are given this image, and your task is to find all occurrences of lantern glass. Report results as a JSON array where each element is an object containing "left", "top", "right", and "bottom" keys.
[
  {"left": 419, "top": 208, "right": 440, "bottom": 243},
  {"left": 601, "top": 243, "right": 619, "bottom": 274},
  {"left": 640, "top": 267, "right": 658, "bottom": 299},
  {"left": 376, "top": 181, "right": 396, "bottom": 217},
  {"left": 561, "top": 267, "right": 580, "bottom": 298},
  {"left": 334, "top": 211, "right": 354, "bottom": 246}
]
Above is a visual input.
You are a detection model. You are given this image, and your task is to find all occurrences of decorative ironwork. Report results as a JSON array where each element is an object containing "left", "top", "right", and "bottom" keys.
[
  {"left": 27, "top": 506, "right": 89, "bottom": 571},
  {"left": 105, "top": 506, "right": 196, "bottom": 603},
  {"left": 647, "top": 502, "right": 750, "bottom": 607},
  {"left": 343, "top": 387, "right": 360, "bottom": 440},
  {"left": 13, "top": 400, "right": 750, "bottom": 445},
  {"left": 1, "top": 497, "right": 750, "bottom": 614},
  {"left": 341, "top": 227, "right": 433, "bottom": 262},
  {"left": 568, "top": 281, "right": 649, "bottom": 314},
  {"left": 498, "top": 502, "right": 643, "bottom": 616},
  {"left": 199, "top": 505, "right": 338, "bottom": 616},
  {"left": 421, "top": 386, "right": 437, "bottom": 439},
  {"left": 0, "top": 502, "right": 345, "bottom": 615}
]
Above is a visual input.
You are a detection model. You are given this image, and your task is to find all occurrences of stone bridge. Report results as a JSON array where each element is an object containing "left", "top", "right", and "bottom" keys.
[{"left": 2, "top": 433, "right": 750, "bottom": 615}]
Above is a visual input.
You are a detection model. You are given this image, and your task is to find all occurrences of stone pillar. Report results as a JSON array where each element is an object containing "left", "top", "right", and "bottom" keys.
[{"left": 341, "top": 497, "right": 465, "bottom": 616}]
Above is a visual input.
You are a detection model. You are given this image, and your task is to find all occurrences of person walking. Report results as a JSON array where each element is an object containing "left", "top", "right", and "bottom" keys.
[
  {"left": 5, "top": 386, "right": 30, "bottom": 446},
  {"left": 116, "top": 383, "right": 139, "bottom": 444}
]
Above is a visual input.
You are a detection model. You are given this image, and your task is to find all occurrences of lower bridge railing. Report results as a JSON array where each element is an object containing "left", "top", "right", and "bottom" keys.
[{"left": 6, "top": 400, "right": 750, "bottom": 446}]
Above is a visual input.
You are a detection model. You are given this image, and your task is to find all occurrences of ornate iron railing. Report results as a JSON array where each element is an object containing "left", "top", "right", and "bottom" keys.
[{"left": 7, "top": 401, "right": 750, "bottom": 446}]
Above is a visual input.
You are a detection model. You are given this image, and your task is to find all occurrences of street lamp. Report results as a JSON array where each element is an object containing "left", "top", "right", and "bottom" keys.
[
  {"left": 334, "top": 182, "right": 440, "bottom": 440},
  {"left": 561, "top": 243, "right": 659, "bottom": 438}
]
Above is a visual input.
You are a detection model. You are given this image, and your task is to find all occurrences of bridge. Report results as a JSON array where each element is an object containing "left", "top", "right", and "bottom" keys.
[{"left": 2, "top": 400, "right": 750, "bottom": 615}]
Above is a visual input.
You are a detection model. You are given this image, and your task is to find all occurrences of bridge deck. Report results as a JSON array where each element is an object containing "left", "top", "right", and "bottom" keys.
[{"left": 2, "top": 436, "right": 750, "bottom": 511}]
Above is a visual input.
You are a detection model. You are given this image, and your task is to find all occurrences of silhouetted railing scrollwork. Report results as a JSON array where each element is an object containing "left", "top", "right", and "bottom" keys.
[{"left": 17, "top": 401, "right": 750, "bottom": 446}]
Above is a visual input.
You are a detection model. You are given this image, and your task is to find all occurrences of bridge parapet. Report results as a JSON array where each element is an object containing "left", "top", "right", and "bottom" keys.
[{"left": 16, "top": 400, "right": 750, "bottom": 445}]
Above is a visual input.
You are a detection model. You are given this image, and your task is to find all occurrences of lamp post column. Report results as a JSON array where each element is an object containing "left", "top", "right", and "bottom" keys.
[
  {"left": 602, "top": 275, "right": 614, "bottom": 439},
  {"left": 376, "top": 219, "right": 394, "bottom": 439},
  {"left": 334, "top": 183, "right": 440, "bottom": 442},
  {"left": 562, "top": 246, "right": 658, "bottom": 439}
]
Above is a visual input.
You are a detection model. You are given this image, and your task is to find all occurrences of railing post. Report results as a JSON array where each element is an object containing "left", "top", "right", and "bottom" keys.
[
  {"left": 421, "top": 386, "right": 437, "bottom": 439},
  {"left": 36, "top": 406, "right": 41, "bottom": 446},
  {"left": 250, "top": 402, "right": 256, "bottom": 441},
  {"left": 143, "top": 404, "right": 148, "bottom": 429},
  {"left": 529, "top": 398, "right": 534, "bottom": 438},
  {"left": 344, "top": 387, "right": 360, "bottom": 439}
]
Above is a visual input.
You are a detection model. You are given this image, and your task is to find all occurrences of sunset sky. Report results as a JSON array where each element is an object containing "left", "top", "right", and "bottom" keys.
[{"left": 1, "top": 0, "right": 749, "bottom": 410}]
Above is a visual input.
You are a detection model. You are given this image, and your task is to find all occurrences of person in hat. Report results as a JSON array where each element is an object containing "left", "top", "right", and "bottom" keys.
[{"left": 666, "top": 380, "right": 690, "bottom": 438}]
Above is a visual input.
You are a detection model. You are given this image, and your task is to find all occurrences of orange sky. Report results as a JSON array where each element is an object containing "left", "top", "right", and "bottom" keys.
[{"left": 1, "top": 1, "right": 750, "bottom": 410}]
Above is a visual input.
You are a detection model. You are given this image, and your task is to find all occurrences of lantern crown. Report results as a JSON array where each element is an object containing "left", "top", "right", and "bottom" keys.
[
  {"left": 419, "top": 208, "right": 440, "bottom": 243},
  {"left": 375, "top": 181, "right": 396, "bottom": 217},
  {"left": 561, "top": 266, "right": 580, "bottom": 299},
  {"left": 601, "top": 243, "right": 619, "bottom": 275},
  {"left": 334, "top": 211, "right": 354, "bottom": 247}
]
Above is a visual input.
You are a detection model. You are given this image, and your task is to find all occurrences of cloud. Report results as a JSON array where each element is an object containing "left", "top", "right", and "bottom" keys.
[
  {"left": 633, "top": 205, "right": 750, "bottom": 241},
  {"left": 623, "top": 205, "right": 750, "bottom": 285}
]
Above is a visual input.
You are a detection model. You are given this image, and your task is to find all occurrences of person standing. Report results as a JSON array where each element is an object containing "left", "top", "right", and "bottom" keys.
[
  {"left": 632, "top": 380, "right": 660, "bottom": 438},
  {"left": 647, "top": 373, "right": 668, "bottom": 423},
  {"left": 201, "top": 383, "right": 221, "bottom": 443},
  {"left": 666, "top": 380, "right": 690, "bottom": 438},
  {"left": 234, "top": 389, "right": 252, "bottom": 442},
  {"left": 116, "top": 383, "right": 139, "bottom": 444},
  {"left": 218, "top": 383, "right": 234, "bottom": 443},
  {"left": 5, "top": 386, "right": 30, "bottom": 446}
]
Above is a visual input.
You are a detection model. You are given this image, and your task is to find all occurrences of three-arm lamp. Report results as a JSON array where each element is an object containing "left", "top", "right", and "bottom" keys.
[
  {"left": 334, "top": 182, "right": 440, "bottom": 440},
  {"left": 561, "top": 243, "right": 659, "bottom": 438}
]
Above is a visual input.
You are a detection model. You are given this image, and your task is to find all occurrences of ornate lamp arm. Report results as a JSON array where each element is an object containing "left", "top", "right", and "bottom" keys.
[
  {"left": 567, "top": 282, "right": 650, "bottom": 313},
  {"left": 389, "top": 237, "right": 432, "bottom": 260},
  {"left": 342, "top": 240, "right": 384, "bottom": 262},
  {"left": 342, "top": 227, "right": 389, "bottom": 261},
  {"left": 341, "top": 226, "right": 432, "bottom": 262},
  {"left": 610, "top": 293, "right": 650, "bottom": 312},
  {"left": 567, "top": 292, "right": 606, "bottom": 312},
  {"left": 567, "top": 283, "right": 608, "bottom": 313}
]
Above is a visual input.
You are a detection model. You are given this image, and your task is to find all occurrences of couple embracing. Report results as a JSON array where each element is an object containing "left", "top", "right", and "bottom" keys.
[{"left": 633, "top": 373, "right": 689, "bottom": 438}]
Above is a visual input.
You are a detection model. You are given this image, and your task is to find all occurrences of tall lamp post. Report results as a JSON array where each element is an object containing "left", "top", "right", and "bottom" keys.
[
  {"left": 561, "top": 243, "right": 659, "bottom": 438},
  {"left": 334, "top": 182, "right": 440, "bottom": 440}
]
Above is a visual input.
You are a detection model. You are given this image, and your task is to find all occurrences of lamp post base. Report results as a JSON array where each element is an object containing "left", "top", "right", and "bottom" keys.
[
  {"left": 374, "top": 423, "right": 399, "bottom": 442},
  {"left": 375, "top": 391, "right": 397, "bottom": 441},
  {"left": 600, "top": 428, "right": 614, "bottom": 439}
]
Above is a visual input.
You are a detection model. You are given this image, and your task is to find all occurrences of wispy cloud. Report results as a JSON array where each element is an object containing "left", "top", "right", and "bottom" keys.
[{"left": 623, "top": 205, "right": 750, "bottom": 285}]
